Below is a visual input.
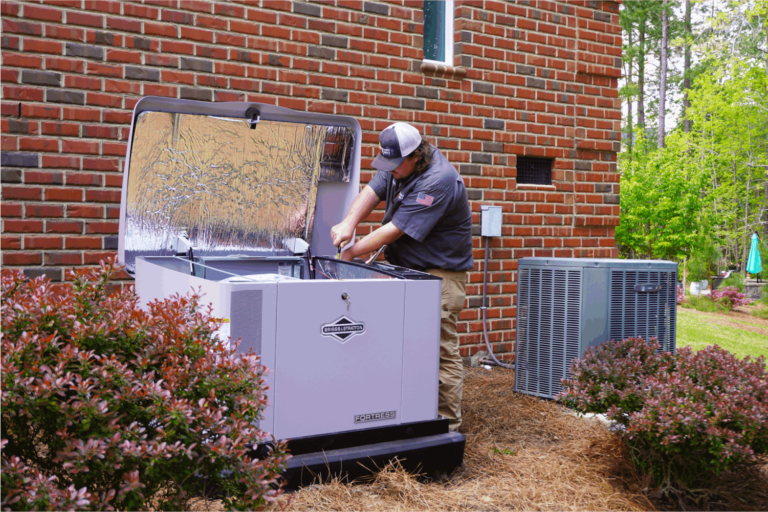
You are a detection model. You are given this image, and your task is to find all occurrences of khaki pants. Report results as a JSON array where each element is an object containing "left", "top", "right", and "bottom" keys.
[{"left": 426, "top": 269, "right": 467, "bottom": 432}]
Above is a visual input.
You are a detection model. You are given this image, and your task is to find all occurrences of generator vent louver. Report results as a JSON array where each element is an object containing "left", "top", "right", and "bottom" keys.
[
  {"left": 514, "top": 258, "right": 678, "bottom": 400},
  {"left": 516, "top": 267, "right": 582, "bottom": 398},
  {"left": 609, "top": 270, "right": 677, "bottom": 353}
]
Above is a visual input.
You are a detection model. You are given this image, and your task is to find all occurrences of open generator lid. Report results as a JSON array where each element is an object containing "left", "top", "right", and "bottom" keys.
[{"left": 118, "top": 97, "right": 361, "bottom": 274}]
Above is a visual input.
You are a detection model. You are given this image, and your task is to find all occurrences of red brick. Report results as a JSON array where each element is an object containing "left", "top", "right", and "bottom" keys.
[
  {"left": 22, "top": 38, "right": 62, "bottom": 54},
  {"left": 3, "top": 252, "right": 43, "bottom": 265},
  {"left": 2, "top": 18, "right": 44, "bottom": 36},
  {"left": 45, "top": 188, "right": 82, "bottom": 202},
  {"left": 44, "top": 251, "right": 82, "bottom": 265},
  {"left": 62, "top": 107, "right": 100, "bottom": 122},
  {"left": 42, "top": 155, "right": 80, "bottom": 169},
  {"left": 105, "top": 17, "right": 142, "bottom": 33},
  {"left": 3, "top": 85, "right": 44, "bottom": 102},
  {"left": 45, "top": 57, "right": 85, "bottom": 73},
  {"left": 24, "top": 170, "right": 64, "bottom": 184},
  {"left": 40, "top": 121, "right": 80, "bottom": 137},
  {"left": 23, "top": 4, "right": 63, "bottom": 22},
  {"left": 67, "top": 205, "right": 103, "bottom": 218},
  {"left": 46, "top": 219, "right": 83, "bottom": 233},
  {"left": 2, "top": 52, "right": 44, "bottom": 68},
  {"left": 45, "top": 24, "right": 84, "bottom": 41},
  {"left": 85, "top": 189, "right": 121, "bottom": 203},
  {"left": 3, "top": 219, "right": 44, "bottom": 233},
  {"left": 65, "top": 236, "right": 102, "bottom": 249},
  {"left": 24, "top": 236, "right": 63, "bottom": 249},
  {"left": 86, "top": 62, "right": 122, "bottom": 78},
  {"left": 1, "top": 236, "right": 22, "bottom": 250},
  {"left": 66, "top": 172, "right": 102, "bottom": 186},
  {"left": 145, "top": 20, "right": 178, "bottom": 37},
  {"left": 24, "top": 204, "right": 64, "bottom": 218},
  {"left": 2, "top": 186, "right": 42, "bottom": 200},
  {"left": 61, "top": 139, "right": 99, "bottom": 155},
  {"left": 84, "top": 251, "right": 117, "bottom": 264},
  {"left": 1, "top": 203, "right": 22, "bottom": 217},
  {"left": 123, "top": 3, "right": 159, "bottom": 19},
  {"left": 66, "top": 11, "right": 104, "bottom": 28},
  {"left": 82, "top": 157, "right": 120, "bottom": 171},
  {"left": 85, "top": 221, "right": 118, "bottom": 234}
]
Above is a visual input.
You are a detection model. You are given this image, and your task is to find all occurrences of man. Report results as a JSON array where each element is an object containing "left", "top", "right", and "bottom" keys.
[{"left": 330, "top": 122, "right": 473, "bottom": 432}]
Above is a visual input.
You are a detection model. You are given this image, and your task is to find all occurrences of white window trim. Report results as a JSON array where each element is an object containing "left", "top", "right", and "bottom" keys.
[{"left": 422, "top": 0, "right": 454, "bottom": 67}]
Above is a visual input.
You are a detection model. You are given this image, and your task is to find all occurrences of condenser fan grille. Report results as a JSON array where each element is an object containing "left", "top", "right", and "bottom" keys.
[
  {"left": 515, "top": 267, "right": 582, "bottom": 399},
  {"left": 608, "top": 270, "right": 677, "bottom": 353}
]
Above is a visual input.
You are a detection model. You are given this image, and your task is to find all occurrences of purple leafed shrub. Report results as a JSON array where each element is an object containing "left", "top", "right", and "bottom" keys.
[
  {"left": 709, "top": 286, "right": 750, "bottom": 311},
  {"left": 560, "top": 338, "right": 768, "bottom": 490},
  {"left": 1, "top": 261, "right": 289, "bottom": 511},
  {"left": 559, "top": 338, "right": 675, "bottom": 426}
]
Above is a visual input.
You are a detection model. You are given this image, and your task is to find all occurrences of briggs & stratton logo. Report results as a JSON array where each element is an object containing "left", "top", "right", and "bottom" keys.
[{"left": 320, "top": 316, "right": 366, "bottom": 343}]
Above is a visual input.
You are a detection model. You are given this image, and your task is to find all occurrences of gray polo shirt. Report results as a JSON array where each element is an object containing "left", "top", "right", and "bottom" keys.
[{"left": 368, "top": 147, "right": 474, "bottom": 272}]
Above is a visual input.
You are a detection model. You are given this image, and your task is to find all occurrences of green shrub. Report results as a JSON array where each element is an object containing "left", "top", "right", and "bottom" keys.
[
  {"left": 752, "top": 306, "right": 768, "bottom": 320},
  {"left": 560, "top": 338, "right": 768, "bottom": 493},
  {"left": 680, "top": 294, "right": 720, "bottom": 313},
  {"left": 759, "top": 284, "right": 768, "bottom": 306},
  {"left": 1, "top": 262, "right": 289, "bottom": 511},
  {"left": 721, "top": 271, "right": 745, "bottom": 292}
]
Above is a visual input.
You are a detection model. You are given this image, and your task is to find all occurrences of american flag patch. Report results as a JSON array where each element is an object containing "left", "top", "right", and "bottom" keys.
[{"left": 416, "top": 193, "right": 434, "bottom": 206}]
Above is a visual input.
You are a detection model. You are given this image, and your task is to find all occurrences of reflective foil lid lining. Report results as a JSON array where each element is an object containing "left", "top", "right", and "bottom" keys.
[{"left": 123, "top": 110, "right": 354, "bottom": 273}]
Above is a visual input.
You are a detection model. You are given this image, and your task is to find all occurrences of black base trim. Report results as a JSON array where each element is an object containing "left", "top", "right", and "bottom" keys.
[
  {"left": 285, "top": 418, "right": 450, "bottom": 456},
  {"left": 282, "top": 432, "right": 465, "bottom": 488},
  {"left": 248, "top": 419, "right": 465, "bottom": 488}
]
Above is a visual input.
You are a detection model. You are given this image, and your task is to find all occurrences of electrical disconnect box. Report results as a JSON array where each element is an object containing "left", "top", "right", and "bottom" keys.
[{"left": 481, "top": 205, "right": 502, "bottom": 237}]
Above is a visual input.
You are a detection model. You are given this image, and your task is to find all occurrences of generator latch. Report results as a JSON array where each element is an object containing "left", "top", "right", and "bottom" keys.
[{"left": 341, "top": 292, "right": 351, "bottom": 310}]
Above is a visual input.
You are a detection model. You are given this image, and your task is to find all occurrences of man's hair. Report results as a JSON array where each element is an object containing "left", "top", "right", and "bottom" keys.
[{"left": 408, "top": 139, "right": 433, "bottom": 175}]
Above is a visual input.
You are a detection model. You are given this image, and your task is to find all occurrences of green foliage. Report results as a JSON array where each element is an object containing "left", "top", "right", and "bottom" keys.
[
  {"left": 680, "top": 295, "right": 721, "bottom": 313},
  {"left": 490, "top": 447, "right": 516, "bottom": 456},
  {"left": 1, "top": 263, "right": 289, "bottom": 511},
  {"left": 619, "top": 0, "right": 768, "bottom": 270},
  {"left": 617, "top": 132, "right": 709, "bottom": 260},
  {"left": 752, "top": 307, "right": 768, "bottom": 320},
  {"left": 687, "top": 237, "right": 720, "bottom": 282},
  {"left": 722, "top": 271, "right": 745, "bottom": 293}
]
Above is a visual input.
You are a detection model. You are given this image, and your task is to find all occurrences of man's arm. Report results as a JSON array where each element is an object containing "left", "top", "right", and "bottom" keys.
[
  {"left": 330, "top": 185, "right": 381, "bottom": 248},
  {"left": 340, "top": 222, "right": 404, "bottom": 261}
]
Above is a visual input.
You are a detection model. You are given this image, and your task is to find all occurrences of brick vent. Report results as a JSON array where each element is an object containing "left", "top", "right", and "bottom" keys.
[
  {"left": 516, "top": 156, "right": 552, "bottom": 185},
  {"left": 1, "top": 0, "right": 623, "bottom": 359}
]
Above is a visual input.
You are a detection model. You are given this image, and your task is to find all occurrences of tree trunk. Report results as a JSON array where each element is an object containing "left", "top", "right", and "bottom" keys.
[
  {"left": 638, "top": 26, "right": 646, "bottom": 130},
  {"left": 742, "top": 172, "right": 751, "bottom": 277},
  {"left": 627, "top": 28, "right": 634, "bottom": 158},
  {"left": 683, "top": 0, "right": 692, "bottom": 133},
  {"left": 658, "top": 3, "right": 668, "bottom": 148}
]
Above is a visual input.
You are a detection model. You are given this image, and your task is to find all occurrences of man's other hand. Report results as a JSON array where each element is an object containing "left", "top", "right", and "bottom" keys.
[{"left": 331, "top": 221, "right": 354, "bottom": 248}]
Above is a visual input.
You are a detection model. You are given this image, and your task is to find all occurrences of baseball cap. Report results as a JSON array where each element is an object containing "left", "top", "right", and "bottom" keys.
[{"left": 372, "top": 123, "right": 422, "bottom": 172}]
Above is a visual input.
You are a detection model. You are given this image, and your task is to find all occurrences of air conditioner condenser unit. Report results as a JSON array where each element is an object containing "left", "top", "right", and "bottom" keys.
[{"left": 514, "top": 258, "right": 678, "bottom": 399}]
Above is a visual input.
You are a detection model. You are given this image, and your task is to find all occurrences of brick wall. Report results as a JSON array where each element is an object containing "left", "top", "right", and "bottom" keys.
[{"left": 1, "top": 0, "right": 622, "bottom": 359}]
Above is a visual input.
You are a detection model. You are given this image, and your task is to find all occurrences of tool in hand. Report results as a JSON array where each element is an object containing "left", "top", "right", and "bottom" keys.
[{"left": 336, "top": 245, "right": 342, "bottom": 259}]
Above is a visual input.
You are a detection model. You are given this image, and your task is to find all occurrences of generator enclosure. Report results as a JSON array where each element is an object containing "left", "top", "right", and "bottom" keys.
[
  {"left": 118, "top": 97, "right": 464, "bottom": 484},
  {"left": 514, "top": 258, "right": 678, "bottom": 399}
]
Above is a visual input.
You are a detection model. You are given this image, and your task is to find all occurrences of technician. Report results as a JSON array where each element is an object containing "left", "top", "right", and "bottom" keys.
[{"left": 330, "top": 122, "right": 473, "bottom": 432}]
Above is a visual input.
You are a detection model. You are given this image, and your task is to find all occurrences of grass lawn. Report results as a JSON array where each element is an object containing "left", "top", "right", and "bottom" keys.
[{"left": 676, "top": 307, "right": 768, "bottom": 359}]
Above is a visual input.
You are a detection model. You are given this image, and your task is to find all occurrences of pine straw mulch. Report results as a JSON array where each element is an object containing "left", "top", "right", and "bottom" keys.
[{"left": 190, "top": 367, "right": 768, "bottom": 511}]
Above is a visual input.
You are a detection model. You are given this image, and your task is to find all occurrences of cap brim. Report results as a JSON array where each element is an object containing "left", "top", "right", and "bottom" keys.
[{"left": 372, "top": 153, "right": 405, "bottom": 172}]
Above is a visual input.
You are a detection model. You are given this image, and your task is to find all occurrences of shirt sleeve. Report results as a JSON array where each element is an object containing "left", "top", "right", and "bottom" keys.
[
  {"left": 367, "top": 170, "right": 389, "bottom": 201},
  {"left": 390, "top": 182, "right": 451, "bottom": 243}
]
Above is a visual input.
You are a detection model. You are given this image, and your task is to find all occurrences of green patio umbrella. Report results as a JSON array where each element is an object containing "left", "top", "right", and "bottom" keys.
[{"left": 746, "top": 232, "right": 762, "bottom": 275}]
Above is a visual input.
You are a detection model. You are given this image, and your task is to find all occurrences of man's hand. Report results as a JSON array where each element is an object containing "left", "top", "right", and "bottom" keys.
[
  {"left": 331, "top": 221, "right": 355, "bottom": 248},
  {"left": 339, "top": 248, "right": 355, "bottom": 261},
  {"left": 329, "top": 186, "right": 381, "bottom": 250}
]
